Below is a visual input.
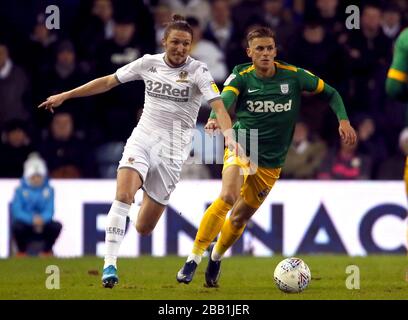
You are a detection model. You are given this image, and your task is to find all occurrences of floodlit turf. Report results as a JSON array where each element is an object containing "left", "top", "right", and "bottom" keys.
[{"left": 0, "top": 255, "right": 407, "bottom": 300}]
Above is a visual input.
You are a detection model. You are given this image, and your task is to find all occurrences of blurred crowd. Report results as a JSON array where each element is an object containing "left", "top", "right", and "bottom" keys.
[{"left": 0, "top": 0, "right": 407, "bottom": 180}]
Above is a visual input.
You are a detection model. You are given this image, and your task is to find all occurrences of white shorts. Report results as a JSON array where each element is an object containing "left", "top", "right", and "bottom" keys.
[{"left": 118, "top": 130, "right": 183, "bottom": 205}]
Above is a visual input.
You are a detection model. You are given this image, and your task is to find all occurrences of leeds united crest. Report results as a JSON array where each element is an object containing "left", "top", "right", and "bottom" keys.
[{"left": 176, "top": 70, "right": 189, "bottom": 83}]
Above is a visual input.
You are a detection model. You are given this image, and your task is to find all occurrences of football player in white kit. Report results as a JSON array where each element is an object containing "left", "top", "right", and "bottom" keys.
[{"left": 38, "top": 15, "right": 237, "bottom": 288}]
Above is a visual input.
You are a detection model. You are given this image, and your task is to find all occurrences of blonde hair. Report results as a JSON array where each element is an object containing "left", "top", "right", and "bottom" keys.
[{"left": 247, "top": 27, "right": 276, "bottom": 46}]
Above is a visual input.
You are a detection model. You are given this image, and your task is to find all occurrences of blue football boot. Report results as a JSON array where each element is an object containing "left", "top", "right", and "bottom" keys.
[
  {"left": 205, "top": 243, "right": 221, "bottom": 288},
  {"left": 102, "top": 265, "right": 119, "bottom": 288},
  {"left": 176, "top": 260, "right": 198, "bottom": 284}
]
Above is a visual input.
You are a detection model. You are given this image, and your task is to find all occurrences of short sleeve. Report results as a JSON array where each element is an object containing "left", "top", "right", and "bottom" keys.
[
  {"left": 194, "top": 62, "right": 221, "bottom": 103},
  {"left": 297, "top": 68, "right": 325, "bottom": 93},
  {"left": 222, "top": 66, "right": 243, "bottom": 96},
  {"left": 115, "top": 56, "right": 145, "bottom": 83}
]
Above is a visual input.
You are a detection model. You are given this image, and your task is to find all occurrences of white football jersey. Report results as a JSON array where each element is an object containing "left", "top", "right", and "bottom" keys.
[{"left": 116, "top": 53, "right": 221, "bottom": 160}]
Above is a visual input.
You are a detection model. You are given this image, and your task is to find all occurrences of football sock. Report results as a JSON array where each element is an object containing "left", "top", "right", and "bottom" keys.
[
  {"left": 103, "top": 200, "right": 130, "bottom": 269},
  {"left": 212, "top": 217, "right": 246, "bottom": 261},
  {"left": 189, "top": 198, "right": 232, "bottom": 262}
]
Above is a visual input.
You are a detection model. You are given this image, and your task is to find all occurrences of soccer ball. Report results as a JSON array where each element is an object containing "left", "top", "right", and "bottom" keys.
[{"left": 273, "top": 257, "right": 311, "bottom": 293}]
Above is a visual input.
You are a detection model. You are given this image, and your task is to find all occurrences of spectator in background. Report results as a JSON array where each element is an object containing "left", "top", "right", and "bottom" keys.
[
  {"left": 186, "top": 16, "right": 228, "bottom": 85},
  {"left": 355, "top": 115, "right": 388, "bottom": 179},
  {"left": 40, "top": 112, "right": 88, "bottom": 178},
  {"left": 203, "top": 0, "right": 241, "bottom": 71},
  {"left": 345, "top": 4, "right": 392, "bottom": 119},
  {"left": 289, "top": 20, "right": 348, "bottom": 142},
  {"left": 289, "top": 0, "right": 306, "bottom": 24},
  {"left": 50, "top": 40, "right": 85, "bottom": 92},
  {"left": 95, "top": 15, "right": 146, "bottom": 141},
  {"left": 25, "top": 13, "right": 58, "bottom": 79},
  {"left": 312, "top": 0, "right": 344, "bottom": 39},
  {"left": 0, "top": 120, "right": 34, "bottom": 178},
  {"left": 231, "top": 0, "right": 264, "bottom": 36},
  {"left": 11, "top": 153, "right": 62, "bottom": 257},
  {"left": 282, "top": 121, "right": 327, "bottom": 179},
  {"left": 317, "top": 138, "right": 372, "bottom": 180},
  {"left": 381, "top": 4, "right": 403, "bottom": 42},
  {"left": 0, "top": 42, "right": 31, "bottom": 129},
  {"left": 37, "top": 40, "right": 89, "bottom": 130},
  {"left": 260, "top": 0, "right": 297, "bottom": 60},
  {"left": 77, "top": 0, "right": 115, "bottom": 72},
  {"left": 162, "top": 0, "right": 211, "bottom": 28},
  {"left": 91, "top": 0, "right": 115, "bottom": 39},
  {"left": 290, "top": 21, "right": 347, "bottom": 90},
  {"left": 97, "top": 15, "right": 144, "bottom": 75},
  {"left": 153, "top": 3, "right": 172, "bottom": 53},
  {"left": 113, "top": 0, "right": 156, "bottom": 53}
]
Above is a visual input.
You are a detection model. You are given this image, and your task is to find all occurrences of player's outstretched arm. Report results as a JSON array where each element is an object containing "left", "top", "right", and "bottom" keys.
[
  {"left": 300, "top": 69, "right": 357, "bottom": 146},
  {"left": 206, "top": 89, "right": 236, "bottom": 134},
  {"left": 209, "top": 98, "right": 232, "bottom": 135},
  {"left": 38, "top": 74, "right": 120, "bottom": 113},
  {"left": 210, "top": 99, "right": 245, "bottom": 156},
  {"left": 318, "top": 84, "right": 357, "bottom": 146}
]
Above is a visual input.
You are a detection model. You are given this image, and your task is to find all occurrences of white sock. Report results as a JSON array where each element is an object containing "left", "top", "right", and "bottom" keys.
[
  {"left": 186, "top": 254, "right": 202, "bottom": 265},
  {"left": 103, "top": 200, "right": 130, "bottom": 269},
  {"left": 211, "top": 248, "right": 223, "bottom": 261},
  {"left": 128, "top": 204, "right": 141, "bottom": 228}
]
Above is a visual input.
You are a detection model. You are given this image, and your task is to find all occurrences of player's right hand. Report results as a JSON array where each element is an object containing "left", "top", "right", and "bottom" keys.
[
  {"left": 38, "top": 93, "right": 67, "bottom": 113},
  {"left": 339, "top": 120, "right": 357, "bottom": 146},
  {"left": 204, "top": 118, "right": 221, "bottom": 135}
]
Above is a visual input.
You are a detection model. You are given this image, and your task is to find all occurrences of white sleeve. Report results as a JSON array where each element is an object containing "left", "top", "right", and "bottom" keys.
[
  {"left": 115, "top": 56, "right": 144, "bottom": 83},
  {"left": 194, "top": 62, "right": 221, "bottom": 103}
]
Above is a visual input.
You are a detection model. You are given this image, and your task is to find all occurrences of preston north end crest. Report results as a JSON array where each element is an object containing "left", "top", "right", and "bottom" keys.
[{"left": 280, "top": 83, "right": 289, "bottom": 94}]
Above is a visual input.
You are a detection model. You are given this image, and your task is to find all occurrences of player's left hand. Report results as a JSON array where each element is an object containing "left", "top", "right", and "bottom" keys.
[{"left": 339, "top": 120, "right": 357, "bottom": 146}]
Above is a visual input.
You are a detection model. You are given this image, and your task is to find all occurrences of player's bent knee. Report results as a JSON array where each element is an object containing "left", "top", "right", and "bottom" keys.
[
  {"left": 115, "top": 191, "right": 134, "bottom": 205},
  {"left": 220, "top": 192, "right": 239, "bottom": 206}
]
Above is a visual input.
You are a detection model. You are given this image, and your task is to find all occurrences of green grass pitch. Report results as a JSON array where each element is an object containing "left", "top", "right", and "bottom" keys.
[{"left": 0, "top": 255, "right": 407, "bottom": 300}]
